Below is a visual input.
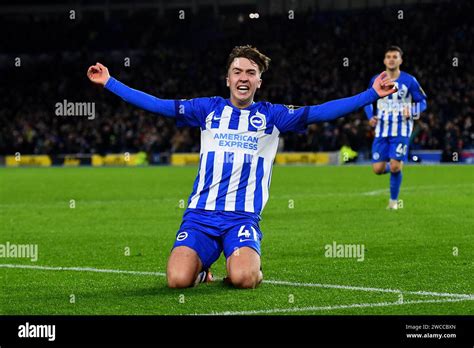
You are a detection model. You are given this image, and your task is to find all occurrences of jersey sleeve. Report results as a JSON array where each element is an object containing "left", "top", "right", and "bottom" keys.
[
  {"left": 409, "top": 76, "right": 427, "bottom": 102},
  {"left": 105, "top": 77, "right": 176, "bottom": 117},
  {"left": 272, "top": 104, "right": 310, "bottom": 133},
  {"left": 364, "top": 75, "right": 378, "bottom": 119},
  {"left": 175, "top": 97, "right": 214, "bottom": 128},
  {"left": 105, "top": 77, "right": 213, "bottom": 128},
  {"left": 409, "top": 76, "right": 427, "bottom": 114},
  {"left": 306, "top": 88, "right": 379, "bottom": 123}
]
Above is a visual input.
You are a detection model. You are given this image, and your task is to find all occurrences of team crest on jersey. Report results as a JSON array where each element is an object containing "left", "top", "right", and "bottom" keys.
[
  {"left": 250, "top": 113, "right": 266, "bottom": 130},
  {"left": 373, "top": 152, "right": 380, "bottom": 160},
  {"left": 398, "top": 84, "right": 408, "bottom": 98}
]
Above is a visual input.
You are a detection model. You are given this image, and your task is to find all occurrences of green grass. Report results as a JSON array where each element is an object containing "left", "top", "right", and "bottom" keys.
[{"left": 0, "top": 165, "right": 473, "bottom": 315}]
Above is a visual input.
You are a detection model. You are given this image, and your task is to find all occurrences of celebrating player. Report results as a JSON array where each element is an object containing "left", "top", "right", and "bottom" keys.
[
  {"left": 364, "top": 46, "right": 427, "bottom": 209},
  {"left": 88, "top": 45, "right": 396, "bottom": 289}
]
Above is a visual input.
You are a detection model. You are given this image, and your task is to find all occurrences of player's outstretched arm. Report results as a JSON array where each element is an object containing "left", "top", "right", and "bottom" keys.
[
  {"left": 86, "top": 62, "right": 175, "bottom": 117},
  {"left": 306, "top": 72, "right": 396, "bottom": 124},
  {"left": 363, "top": 75, "right": 379, "bottom": 127}
]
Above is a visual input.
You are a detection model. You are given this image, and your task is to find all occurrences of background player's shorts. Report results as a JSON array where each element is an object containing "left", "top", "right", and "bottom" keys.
[
  {"left": 372, "top": 136, "right": 410, "bottom": 163},
  {"left": 172, "top": 209, "right": 263, "bottom": 269}
]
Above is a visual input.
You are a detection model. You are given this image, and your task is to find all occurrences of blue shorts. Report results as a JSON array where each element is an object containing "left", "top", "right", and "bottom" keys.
[
  {"left": 172, "top": 209, "right": 263, "bottom": 269},
  {"left": 372, "top": 136, "right": 410, "bottom": 163}
]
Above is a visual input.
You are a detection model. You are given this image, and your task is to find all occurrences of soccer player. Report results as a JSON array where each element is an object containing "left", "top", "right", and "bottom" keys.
[
  {"left": 87, "top": 45, "right": 396, "bottom": 289},
  {"left": 364, "top": 46, "right": 427, "bottom": 209}
]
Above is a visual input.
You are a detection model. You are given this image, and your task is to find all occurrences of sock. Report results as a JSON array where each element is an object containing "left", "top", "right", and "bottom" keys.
[
  {"left": 384, "top": 163, "right": 391, "bottom": 174},
  {"left": 194, "top": 270, "right": 208, "bottom": 285},
  {"left": 390, "top": 170, "right": 402, "bottom": 200}
]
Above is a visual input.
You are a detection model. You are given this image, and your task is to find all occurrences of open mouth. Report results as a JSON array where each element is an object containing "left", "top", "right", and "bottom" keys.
[{"left": 237, "top": 85, "right": 250, "bottom": 92}]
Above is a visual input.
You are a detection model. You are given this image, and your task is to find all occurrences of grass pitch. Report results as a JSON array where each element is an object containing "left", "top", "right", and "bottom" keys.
[{"left": 0, "top": 164, "right": 473, "bottom": 315}]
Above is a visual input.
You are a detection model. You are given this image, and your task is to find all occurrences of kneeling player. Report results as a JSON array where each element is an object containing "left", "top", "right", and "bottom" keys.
[{"left": 88, "top": 45, "right": 397, "bottom": 288}]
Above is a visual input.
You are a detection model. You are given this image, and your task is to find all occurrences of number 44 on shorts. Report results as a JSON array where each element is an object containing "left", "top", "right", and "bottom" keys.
[
  {"left": 237, "top": 225, "right": 258, "bottom": 242},
  {"left": 396, "top": 143, "right": 407, "bottom": 157}
]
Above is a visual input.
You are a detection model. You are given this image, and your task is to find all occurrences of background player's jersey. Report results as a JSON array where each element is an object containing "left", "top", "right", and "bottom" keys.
[
  {"left": 364, "top": 71, "right": 427, "bottom": 138},
  {"left": 175, "top": 97, "right": 308, "bottom": 216}
]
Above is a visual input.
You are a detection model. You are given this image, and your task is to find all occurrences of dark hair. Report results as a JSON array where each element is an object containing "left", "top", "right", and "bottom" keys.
[
  {"left": 385, "top": 45, "right": 403, "bottom": 57},
  {"left": 226, "top": 45, "right": 271, "bottom": 74}
]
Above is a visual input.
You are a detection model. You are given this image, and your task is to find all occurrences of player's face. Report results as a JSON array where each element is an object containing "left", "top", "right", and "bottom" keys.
[
  {"left": 226, "top": 58, "right": 262, "bottom": 107},
  {"left": 384, "top": 51, "right": 402, "bottom": 71}
]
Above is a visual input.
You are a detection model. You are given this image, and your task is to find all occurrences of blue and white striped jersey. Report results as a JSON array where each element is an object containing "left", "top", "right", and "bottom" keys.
[
  {"left": 105, "top": 76, "right": 380, "bottom": 218},
  {"left": 175, "top": 97, "right": 308, "bottom": 216},
  {"left": 364, "top": 71, "right": 427, "bottom": 138}
]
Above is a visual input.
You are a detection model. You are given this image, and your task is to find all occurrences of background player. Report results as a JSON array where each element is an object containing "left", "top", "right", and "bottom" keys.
[
  {"left": 364, "top": 46, "right": 427, "bottom": 209},
  {"left": 88, "top": 45, "right": 397, "bottom": 289}
]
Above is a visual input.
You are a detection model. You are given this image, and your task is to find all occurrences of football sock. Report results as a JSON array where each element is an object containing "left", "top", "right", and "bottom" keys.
[
  {"left": 390, "top": 170, "right": 402, "bottom": 200},
  {"left": 194, "top": 270, "right": 208, "bottom": 285}
]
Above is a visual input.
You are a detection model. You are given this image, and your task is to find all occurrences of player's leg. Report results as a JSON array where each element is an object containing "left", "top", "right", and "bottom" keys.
[
  {"left": 372, "top": 161, "right": 388, "bottom": 175},
  {"left": 371, "top": 137, "right": 390, "bottom": 175},
  {"left": 226, "top": 247, "right": 263, "bottom": 289},
  {"left": 166, "top": 246, "right": 202, "bottom": 288},
  {"left": 387, "top": 137, "right": 409, "bottom": 209},
  {"left": 222, "top": 224, "right": 263, "bottom": 289},
  {"left": 387, "top": 159, "right": 403, "bottom": 209},
  {"left": 167, "top": 228, "right": 222, "bottom": 288}
]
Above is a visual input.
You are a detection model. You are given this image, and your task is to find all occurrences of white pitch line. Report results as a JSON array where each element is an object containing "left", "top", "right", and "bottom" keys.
[
  {"left": 0, "top": 263, "right": 166, "bottom": 277},
  {"left": 262, "top": 279, "right": 474, "bottom": 299},
  {"left": 362, "top": 188, "right": 389, "bottom": 196},
  {"left": 1, "top": 263, "right": 472, "bottom": 299},
  {"left": 197, "top": 297, "right": 474, "bottom": 316},
  {"left": 361, "top": 183, "right": 473, "bottom": 196}
]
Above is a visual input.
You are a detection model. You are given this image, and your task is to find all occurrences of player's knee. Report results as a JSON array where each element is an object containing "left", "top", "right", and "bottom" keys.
[
  {"left": 167, "top": 272, "right": 194, "bottom": 289},
  {"left": 372, "top": 165, "right": 385, "bottom": 175},
  {"left": 390, "top": 162, "right": 402, "bottom": 173},
  {"left": 229, "top": 269, "right": 259, "bottom": 289}
]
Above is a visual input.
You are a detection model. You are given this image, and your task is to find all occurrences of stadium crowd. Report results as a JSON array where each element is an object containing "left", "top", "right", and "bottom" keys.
[{"left": 0, "top": 0, "right": 472, "bottom": 162}]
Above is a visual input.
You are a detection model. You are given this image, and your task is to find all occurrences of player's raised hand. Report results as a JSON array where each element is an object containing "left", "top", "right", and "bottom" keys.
[
  {"left": 372, "top": 71, "right": 397, "bottom": 97},
  {"left": 87, "top": 62, "right": 110, "bottom": 86},
  {"left": 369, "top": 116, "right": 378, "bottom": 127}
]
